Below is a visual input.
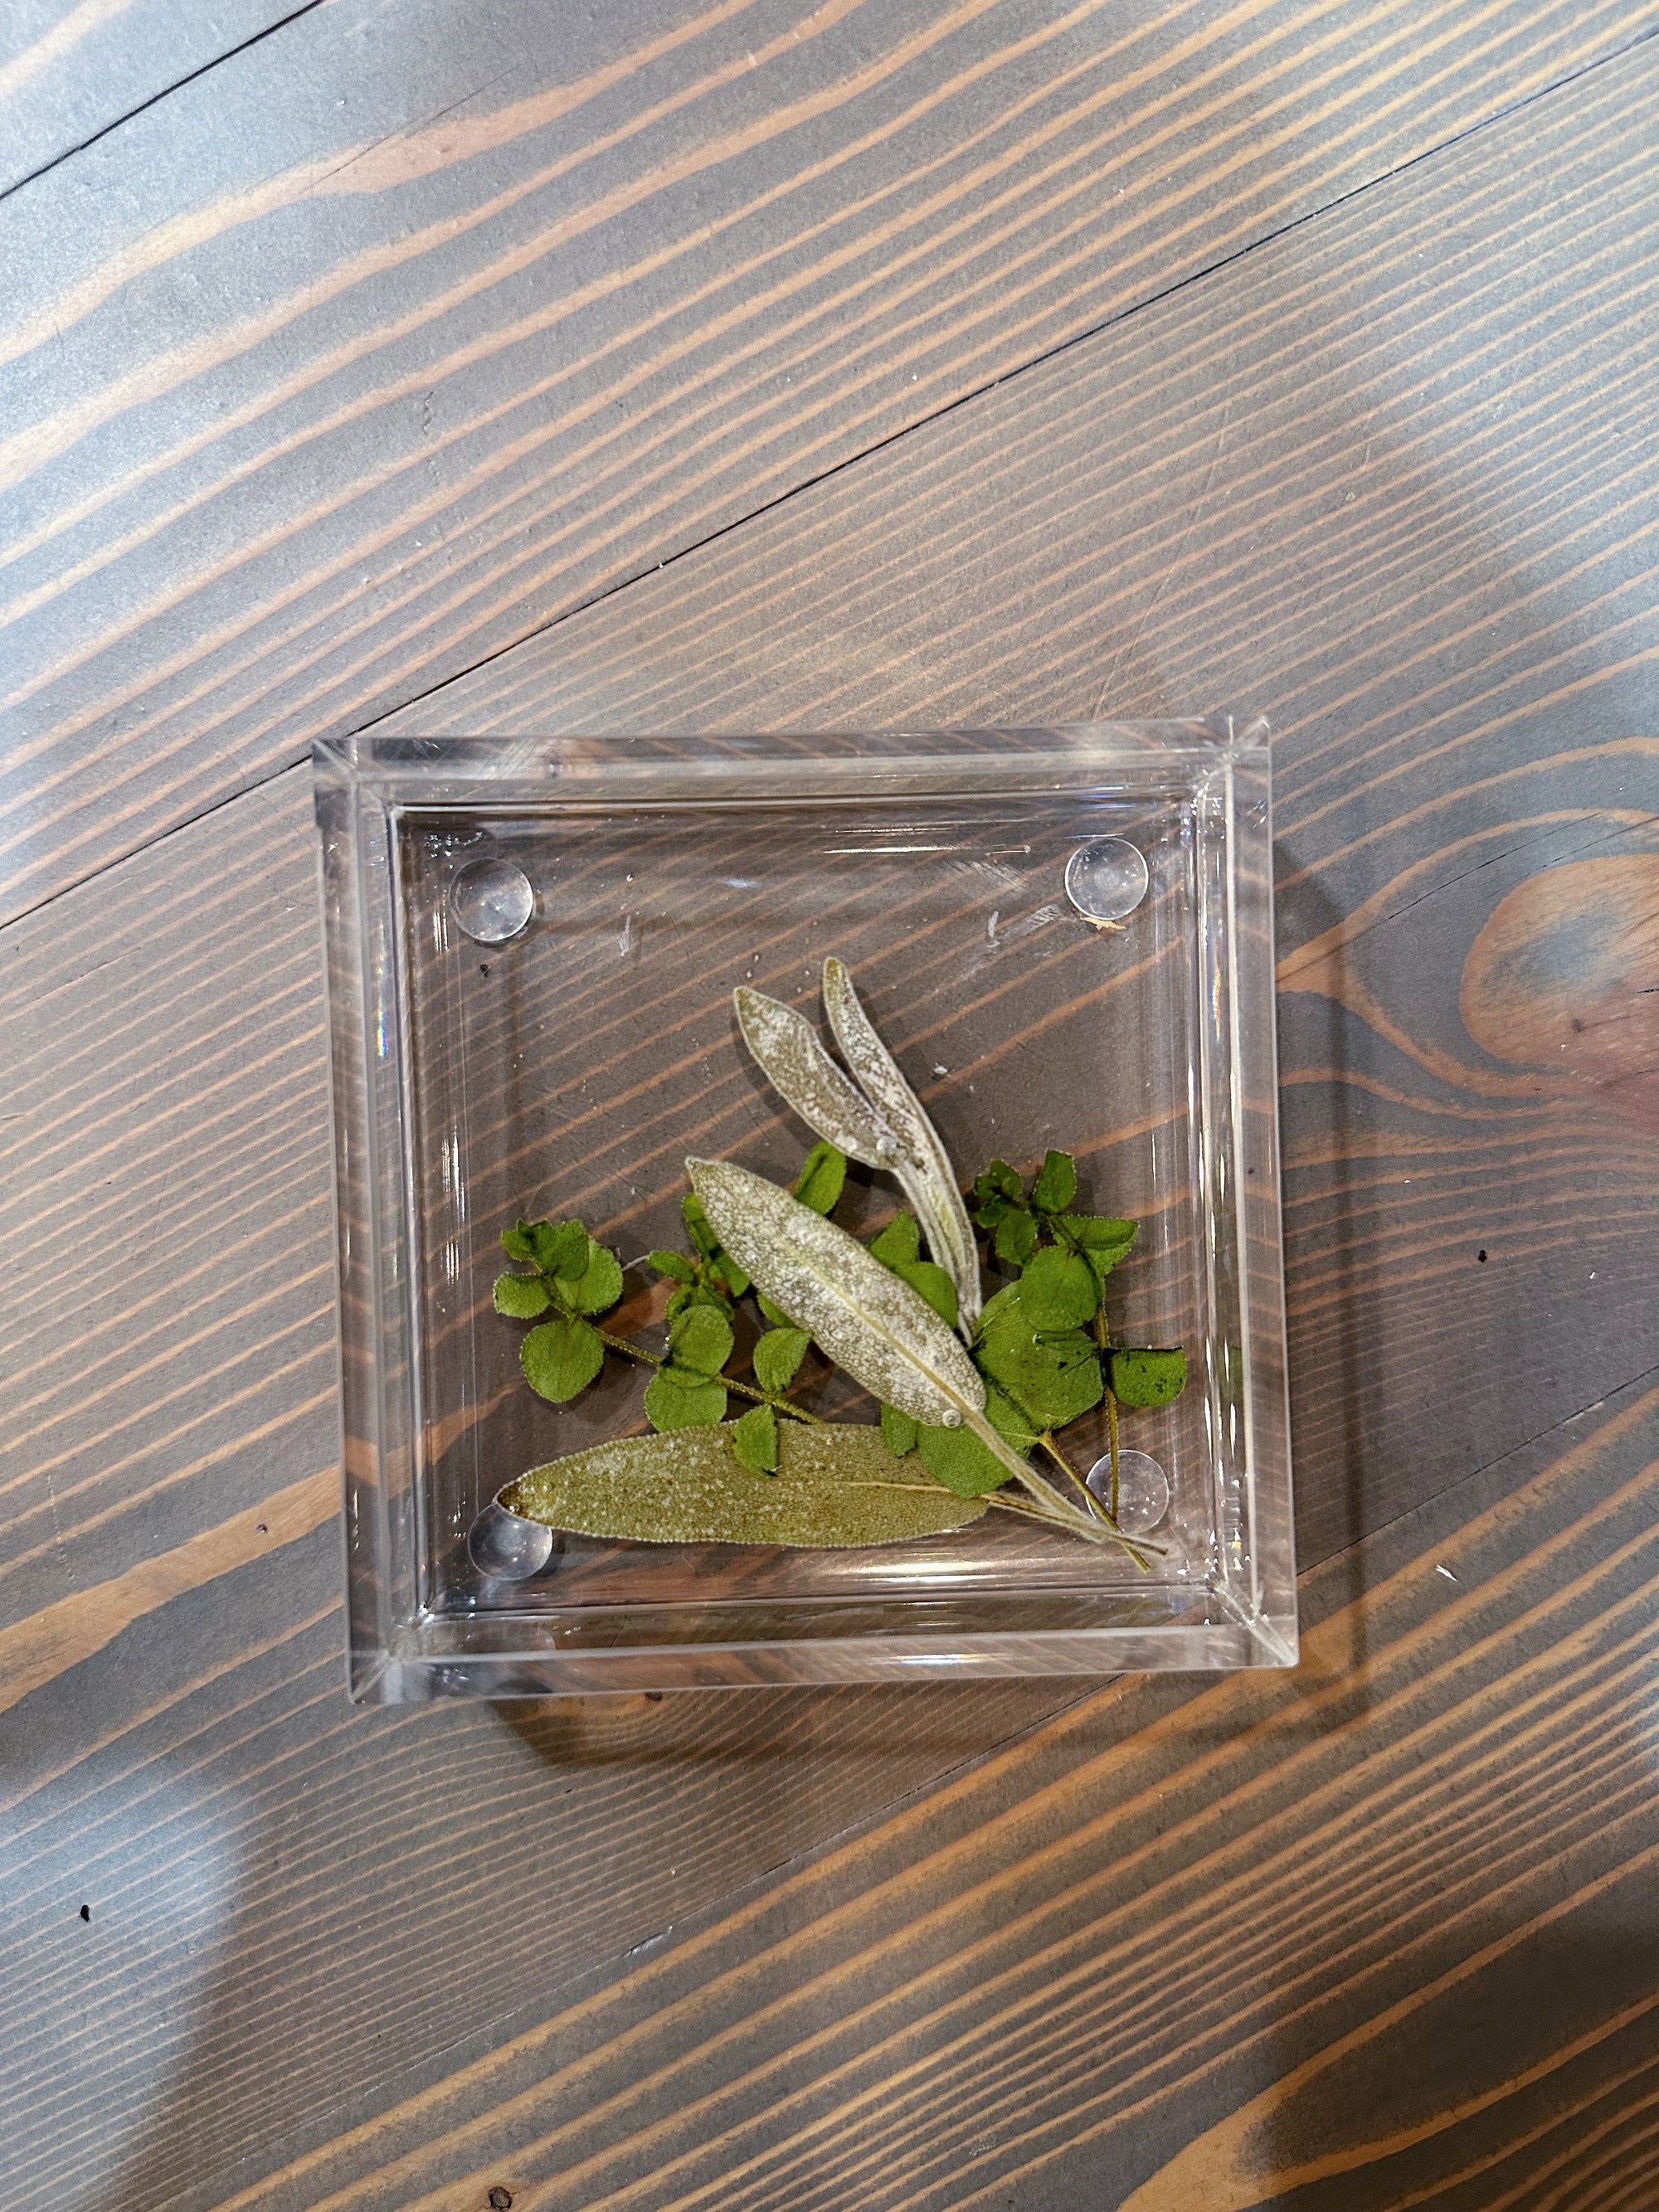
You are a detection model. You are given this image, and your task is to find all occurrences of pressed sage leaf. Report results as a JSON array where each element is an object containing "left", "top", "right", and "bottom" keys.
[
  {"left": 1016, "top": 1246, "right": 1099, "bottom": 1330},
  {"left": 1032, "top": 1149, "right": 1078, "bottom": 1213},
  {"left": 917, "top": 1422, "right": 1011, "bottom": 1498},
  {"left": 521, "top": 1315, "right": 605, "bottom": 1403},
  {"left": 880, "top": 1403, "right": 919, "bottom": 1456},
  {"left": 668, "top": 1302, "right": 734, "bottom": 1377},
  {"left": 732, "top": 988, "right": 890, "bottom": 1166},
  {"left": 793, "top": 1140, "right": 847, "bottom": 1216},
  {"left": 732, "top": 1402, "right": 780, "bottom": 1475},
  {"left": 1109, "top": 1347, "right": 1188, "bottom": 1407},
  {"left": 753, "top": 1326, "right": 810, "bottom": 1396},
  {"left": 644, "top": 1368, "right": 728, "bottom": 1429},
  {"left": 564, "top": 1239, "right": 624, "bottom": 1316},
  {"left": 502, "top": 1423, "right": 989, "bottom": 1547},
  {"left": 688, "top": 1157, "right": 985, "bottom": 1429},
  {"left": 821, "top": 959, "right": 980, "bottom": 1336},
  {"left": 494, "top": 1271, "right": 551, "bottom": 1320}
]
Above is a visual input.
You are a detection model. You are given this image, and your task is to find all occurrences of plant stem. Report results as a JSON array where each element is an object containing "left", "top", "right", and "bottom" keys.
[
  {"left": 961, "top": 1407, "right": 1151, "bottom": 1566},
  {"left": 1093, "top": 1307, "right": 1122, "bottom": 1520},
  {"left": 595, "top": 1327, "right": 823, "bottom": 1423}
]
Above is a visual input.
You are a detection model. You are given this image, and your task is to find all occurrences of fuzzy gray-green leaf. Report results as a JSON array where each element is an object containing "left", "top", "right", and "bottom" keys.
[
  {"left": 821, "top": 959, "right": 980, "bottom": 1336},
  {"left": 502, "top": 1423, "right": 988, "bottom": 1547},
  {"left": 688, "top": 1157, "right": 985, "bottom": 1430},
  {"left": 732, "top": 988, "right": 890, "bottom": 1167}
]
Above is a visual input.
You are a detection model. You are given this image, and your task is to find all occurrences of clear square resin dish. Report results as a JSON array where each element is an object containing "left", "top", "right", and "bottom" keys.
[{"left": 314, "top": 722, "right": 1294, "bottom": 1700}]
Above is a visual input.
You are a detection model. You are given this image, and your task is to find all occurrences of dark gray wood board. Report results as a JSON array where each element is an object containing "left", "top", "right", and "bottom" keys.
[
  {"left": 2, "top": 15, "right": 1657, "bottom": 2212},
  {"left": 0, "top": 762, "right": 1099, "bottom": 2210},
  {"left": 387, "top": 34, "right": 1659, "bottom": 1566},
  {"left": 114, "top": 1380, "right": 1659, "bottom": 2212},
  {"left": 2, "top": 0, "right": 1651, "bottom": 920},
  {"left": 0, "top": 0, "right": 303, "bottom": 195}
]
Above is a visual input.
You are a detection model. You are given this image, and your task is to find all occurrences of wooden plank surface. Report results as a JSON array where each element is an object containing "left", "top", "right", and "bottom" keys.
[
  {"left": 1, "top": 6, "right": 1657, "bottom": 2209},
  {"left": 131, "top": 1377, "right": 1659, "bottom": 2212},
  {"left": 0, "top": 0, "right": 305, "bottom": 194},
  {"left": 2, "top": 0, "right": 1652, "bottom": 921}
]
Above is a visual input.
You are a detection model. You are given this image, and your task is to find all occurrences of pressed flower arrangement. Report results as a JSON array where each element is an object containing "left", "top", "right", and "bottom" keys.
[{"left": 489, "top": 962, "right": 1185, "bottom": 1563}]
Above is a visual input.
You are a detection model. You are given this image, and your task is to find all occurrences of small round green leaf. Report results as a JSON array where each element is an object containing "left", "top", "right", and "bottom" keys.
[
  {"left": 644, "top": 1369, "right": 729, "bottom": 1430},
  {"left": 880, "top": 1403, "right": 919, "bottom": 1457},
  {"left": 567, "top": 1239, "right": 624, "bottom": 1315},
  {"left": 1032, "top": 1149, "right": 1078, "bottom": 1213},
  {"left": 918, "top": 1422, "right": 1011, "bottom": 1497},
  {"left": 995, "top": 1208, "right": 1038, "bottom": 1266},
  {"left": 494, "top": 1271, "right": 551, "bottom": 1319},
  {"left": 530, "top": 1219, "right": 590, "bottom": 1278},
  {"left": 756, "top": 1291, "right": 796, "bottom": 1327},
  {"left": 977, "top": 1312, "right": 1102, "bottom": 1427},
  {"left": 982, "top": 1384, "right": 1039, "bottom": 1453},
  {"left": 792, "top": 1140, "right": 847, "bottom": 1216},
  {"left": 669, "top": 1302, "right": 735, "bottom": 1377},
  {"left": 893, "top": 1259, "right": 958, "bottom": 1330},
  {"left": 1108, "top": 1348, "right": 1188, "bottom": 1407},
  {"left": 731, "top": 1403, "right": 780, "bottom": 1475},
  {"left": 500, "top": 1222, "right": 538, "bottom": 1262},
  {"left": 868, "top": 1210, "right": 922, "bottom": 1267},
  {"left": 520, "top": 1315, "right": 606, "bottom": 1403},
  {"left": 649, "top": 1250, "right": 697, "bottom": 1283},
  {"left": 1016, "top": 1246, "right": 1099, "bottom": 1330},
  {"left": 753, "top": 1326, "right": 810, "bottom": 1397}
]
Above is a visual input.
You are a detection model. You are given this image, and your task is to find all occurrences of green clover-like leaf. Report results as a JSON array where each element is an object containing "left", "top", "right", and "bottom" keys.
[
  {"left": 528, "top": 1218, "right": 590, "bottom": 1279},
  {"left": 493, "top": 1271, "right": 551, "bottom": 1320},
  {"left": 880, "top": 1403, "right": 919, "bottom": 1457},
  {"left": 644, "top": 1369, "right": 728, "bottom": 1430},
  {"left": 648, "top": 1250, "right": 697, "bottom": 1284},
  {"left": 981, "top": 1383, "right": 1039, "bottom": 1453},
  {"left": 520, "top": 1314, "right": 606, "bottom": 1403},
  {"left": 731, "top": 1403, "right": 780, "bottom": 1475},
  {"left": 683, "top": 1194, "right": 751, "bottom": 1296},
  {"left": 1108, "top": 1347, "right": 1188, "bottom": 1407},
  {"left": 500, "top": 1223, "right": 538, "bottom": 1263},
  {"left": 756, "top": 1291, "right": 795, "bottom": 1327},
  {"left": 1031, "top": 1149, "right": 1078, "bottom": 1213},
  {"left": 1015, "top": 1245, "right": 1099, "bottom": 1330},
  {"left": 976, "top": 1310, "right": 1102, "bottom": 1428},
  {"left": 868, "top": 1210, "right": 922, "bottom": 1267},
  {"left": 1060, "top": 1213, "right": 1138, "bottom": 1288},
  {"left": 994, "top": 1207, "right": 1038, "bottom": 1266},
  {"left": 893, "top": 1259, "right": 958, "bottom": 1329},
  {"left": 917, "top": 1422, "right": 1011, "bottom": 1497},
  {"left": 753, "top": 1326, "right": 810, "bottom": 1397},
  {"left": 562, "top": 1238, "right": 623, "bottom": 1316},
  {"left": 668, "top": 1300, "right": 735, "bottom": 1378},
  {"left": 792, "top": 1140, "right": 847, "bottom": 1217}
]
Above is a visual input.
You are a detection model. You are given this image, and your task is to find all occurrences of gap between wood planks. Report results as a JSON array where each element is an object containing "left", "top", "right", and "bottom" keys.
[
  {"left": 0, "top": 0, "right": 333, "bottom": 207},
  {"left": 2, "top": 18, "right": 1657, "bottom": 934}
]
